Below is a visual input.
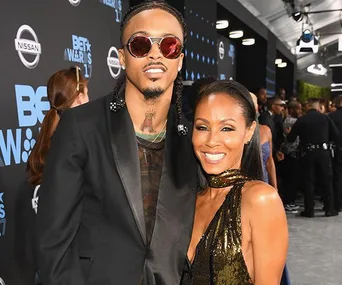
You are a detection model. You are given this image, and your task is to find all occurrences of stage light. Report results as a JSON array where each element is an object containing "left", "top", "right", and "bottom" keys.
[
  {"left": 296, "top": 29, "right": 319, "bottom": 54},
  {"left": 216, "top": 20, "right": 229, "bottom": 30},
  {"left": 278, "top": 62, "right": 287, "bottom": 68},
  {"left": 292, "top": 11, "right": 303, "bottom": 22},
  {"left": 242, "top": 38, "right": 255, "bottom": 46},
  {"left": 275, "top": 58, "right": 282, "bottom": 65},
  {"left": 229, "top": 30, "right": 244, "bottom": 39}
]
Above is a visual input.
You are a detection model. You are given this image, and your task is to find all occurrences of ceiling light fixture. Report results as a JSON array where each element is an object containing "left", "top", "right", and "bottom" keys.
[
  {"left": 292, "top": 11, "right": 303, "bottom": 22},
  {"left": 275, "top": 58, "right": 282, "bottom": 65},
  {"left": 216, "top": 20, "right": 229, "bottom": 30},
  {"left": 242, "top": 38, "right": 255, "bottom": 46},
  {"left": 229, "top": 30, "right": 244, "bottom": 39},
  {"left": 307, "top": 64, "right": 327, "bottom": 75},
  {"left": 278, "top": 62, "right": 287, "bottom": 68},
  {"left": 329, "top": 64, "right": 342, "bottom": 67}
]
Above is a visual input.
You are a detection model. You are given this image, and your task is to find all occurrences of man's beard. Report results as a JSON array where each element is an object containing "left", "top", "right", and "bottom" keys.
[{"left": 142, "top": 87, "right": 164, "bottom": 101}]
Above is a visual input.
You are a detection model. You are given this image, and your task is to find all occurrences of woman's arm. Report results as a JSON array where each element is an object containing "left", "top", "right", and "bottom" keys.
[
  {"left": 264, "top": 126, "right": 278, "bottom": 189},
  {"left": 247, "top": 183, "right": 288, "bottom": 285}
]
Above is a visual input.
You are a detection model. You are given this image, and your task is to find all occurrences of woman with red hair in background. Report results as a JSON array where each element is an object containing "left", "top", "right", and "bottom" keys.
[{"left": 27, "top": 66, "right": 89, "bottom": 186}]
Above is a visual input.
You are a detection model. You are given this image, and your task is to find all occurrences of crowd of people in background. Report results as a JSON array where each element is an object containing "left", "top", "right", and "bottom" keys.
[{"left": 255, "top": 87, "right": 342, "bottom": 217}]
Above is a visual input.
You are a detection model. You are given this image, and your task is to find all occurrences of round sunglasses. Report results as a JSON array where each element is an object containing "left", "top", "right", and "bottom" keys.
[{"left": 125, "top": 35, "right": 183, "bottom": 59}]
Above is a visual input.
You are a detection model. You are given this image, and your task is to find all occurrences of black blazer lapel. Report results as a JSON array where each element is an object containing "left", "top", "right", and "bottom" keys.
[
  {"left": 146, "top": 108, "right": 198, "bottom": 285},
  {"left": 106, "top": 93, "right": 146, "bottom": 245}
]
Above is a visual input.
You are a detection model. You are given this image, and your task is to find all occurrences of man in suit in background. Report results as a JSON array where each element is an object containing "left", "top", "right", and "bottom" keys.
[
  {"left": 259, "top": 97, "right": 285, "bottom": 160},
  {"left": 37, "top": 2, "right": 198, "bottom": 284}
]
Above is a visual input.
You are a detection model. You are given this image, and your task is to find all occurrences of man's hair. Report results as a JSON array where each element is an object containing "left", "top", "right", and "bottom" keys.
[
  {"left": 267, "top": 96, "right": 282, "bottom": 109},
  {"left": 334, "top": 95, "right": 342, "bottom": 108},
  {"left": 113, "top": 0, "right": 187, "bottom": 129},
  {"left": 288, "top": 101, "right": 301, "bottom": 111},
  {"left": 307, "top": 98, "right": 320, "bottom": 109},
  {"left": 120, "top": 0, "right": 187, "bottom": 45}
]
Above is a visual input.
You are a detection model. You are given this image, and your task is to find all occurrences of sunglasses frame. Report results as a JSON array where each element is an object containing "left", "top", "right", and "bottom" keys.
[{"left": 125, "top": 35, "right": 183, "bottom": 59}]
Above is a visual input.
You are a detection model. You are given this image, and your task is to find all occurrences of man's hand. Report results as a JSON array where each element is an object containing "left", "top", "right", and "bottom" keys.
[
  {"left": 276, "top": 151, "right": 284, "bottom": 161},
  {"left": 284, "top": 127, "right": 291, "bottom": 135}
]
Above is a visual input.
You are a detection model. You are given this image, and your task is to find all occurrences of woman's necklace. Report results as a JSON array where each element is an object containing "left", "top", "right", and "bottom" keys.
[{"left": 207, "top": 169, "right": 250, "bottom": 188}]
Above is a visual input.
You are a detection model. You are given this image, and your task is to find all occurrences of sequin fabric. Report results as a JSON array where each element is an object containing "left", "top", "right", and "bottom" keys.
[{"left": 181, "top": 169, "right": 253, "bottom": 285}]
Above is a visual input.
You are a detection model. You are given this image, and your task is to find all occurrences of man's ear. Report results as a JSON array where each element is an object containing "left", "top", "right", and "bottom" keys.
[
  {"left": 119, "top": 48, "right": 125, "bottom": 70},
  {"left": 177, "top": 53, "right": 184, "bottom": 72}
]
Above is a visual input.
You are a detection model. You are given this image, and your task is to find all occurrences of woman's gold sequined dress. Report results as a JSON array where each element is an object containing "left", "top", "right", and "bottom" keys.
[{"left": 181, "top": 174, "right": 254, "bottom": 285}]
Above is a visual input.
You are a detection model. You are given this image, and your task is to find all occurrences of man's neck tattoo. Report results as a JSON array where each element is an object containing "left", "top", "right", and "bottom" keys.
[{"left": 140, "top": 110, "right": 156, "bottom": 133}]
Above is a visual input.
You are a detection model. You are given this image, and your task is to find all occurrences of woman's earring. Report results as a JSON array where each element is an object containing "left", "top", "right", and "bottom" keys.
[{"left": 122, "top": 66, "right": 126, "bottom": 70}]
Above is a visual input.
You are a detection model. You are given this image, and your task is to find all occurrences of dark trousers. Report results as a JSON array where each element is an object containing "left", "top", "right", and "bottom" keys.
[
  {"left": 333, "top": 148, "right": 342, "bottom": 210},
  {"left": 280, "top": 155, "right": 300, "bottom": 204},
  {"left": 301, "top": 150, "right": 334, "bottom": 213}
]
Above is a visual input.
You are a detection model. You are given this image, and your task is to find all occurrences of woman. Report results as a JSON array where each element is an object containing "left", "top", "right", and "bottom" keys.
[
  {"left": 27, "top": 66, "right": 89, "bottom": 187},
  {"left": 250, "top": 92, "right": 277, "bottom": 189},
  {"left": 251, "top": 93, "right": 292, "bottom": 285},
  {"left": 182, "top": 80, "right": 288, "bottom": 285},
  {"left": 27, "top": 66, "right": 88, "bottom": 284}
]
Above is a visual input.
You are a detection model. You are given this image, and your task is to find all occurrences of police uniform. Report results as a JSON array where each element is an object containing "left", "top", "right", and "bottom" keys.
[
  {"left": 287, "top": 109, "right": 339, "bottom": 216},
  {"left": 329, "top": 107, "right": 342, "bottom": 211}
]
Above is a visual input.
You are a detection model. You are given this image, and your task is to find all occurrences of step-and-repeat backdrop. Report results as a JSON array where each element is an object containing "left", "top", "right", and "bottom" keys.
[{"left": 0, "top": 1, "right": 127, "bottom": 284}]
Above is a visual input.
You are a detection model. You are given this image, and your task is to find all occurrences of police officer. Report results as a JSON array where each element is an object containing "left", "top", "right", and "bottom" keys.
[
  {"left": 329, "top": 95, "right": 342, "bottom": 212},
  {"left": 287, "top": 98, "right": 339, "bottom": 217}
]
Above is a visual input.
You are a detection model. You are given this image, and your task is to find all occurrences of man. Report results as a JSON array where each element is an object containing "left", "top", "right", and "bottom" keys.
[
  {"left": 318, "top": 99, "right": 326, "bottom": 114},
  {"left": 287, "top": 98, "right": 339, "bottom": 217},
  {"left": 259, "top": 96, "right": 285, "bottom": 159},
  {"left": 277, "top": 88, "right": 286, "bottom": 101},
  {"left": 256, "top": 87, "right": 268, "bottom": 113},
  {"left": 37, "top": 2, "right": 198, "bottom": 284},
  {"left": 280, "top": 101, "right": 302, "bottom": 213},
  {"left": 329, "top": 95, "right": 342, "bottom": 211}
]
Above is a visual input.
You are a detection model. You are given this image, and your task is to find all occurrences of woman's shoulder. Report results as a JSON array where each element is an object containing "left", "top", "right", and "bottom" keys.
[
  {"left": 259, "top": 124, "right": 272, "bottom": 137},
  {"left": 242, "top": 180, "right": 281, "bottom": 209},
  {"left": 259, "top": 125, "right": 272, "bottom": 143}
]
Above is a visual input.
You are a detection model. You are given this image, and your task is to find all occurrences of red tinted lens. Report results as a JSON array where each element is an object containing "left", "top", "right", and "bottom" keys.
[
  {"left": 129, "top": 36, "right": 152, "bottom": 57},
  {"left": 160, "top": 37, "right": 182, "bottom": 59}
]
